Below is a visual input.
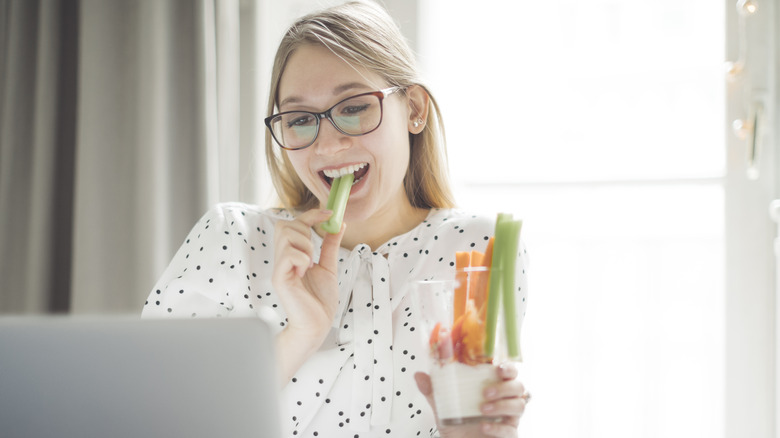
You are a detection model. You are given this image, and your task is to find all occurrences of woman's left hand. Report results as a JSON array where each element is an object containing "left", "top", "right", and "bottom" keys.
[{"left": 414, "top": 362, "right": 529, "bottom": 438}]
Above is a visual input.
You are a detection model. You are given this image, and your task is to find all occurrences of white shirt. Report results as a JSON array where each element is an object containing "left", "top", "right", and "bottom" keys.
[{"left": 143, "top": 202, "right": 529, "bottom": 438}]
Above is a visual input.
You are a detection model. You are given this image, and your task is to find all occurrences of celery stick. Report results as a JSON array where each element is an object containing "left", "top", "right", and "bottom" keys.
[
  {"left": 484, "top": 213, "right": 513, "bottom": 357},
  {"left": 501, "top": 220, "right": 522, "bottom": 359},
  {"left": 321, "top": 173, "right": 354, "bottom": 234},
  {"left": 325, "top": 175, "right": 342, "bottom": 211}
]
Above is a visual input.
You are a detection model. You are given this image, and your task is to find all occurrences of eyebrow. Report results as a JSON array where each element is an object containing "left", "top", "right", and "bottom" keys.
[{"left": 279, "top": 82, "right": 372, "bottom": 109}]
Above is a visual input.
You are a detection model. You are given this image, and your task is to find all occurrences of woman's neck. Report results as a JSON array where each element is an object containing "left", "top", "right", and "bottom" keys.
[
  {"left": 344, "top": 209, "right": 429, "bottom": 251},
  {"left": 335, "top": 194, "right": 430, "bottom": 251}
]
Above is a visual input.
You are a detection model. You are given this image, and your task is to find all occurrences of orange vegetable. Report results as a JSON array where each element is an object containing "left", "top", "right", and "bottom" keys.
[
  {"left": 429, "top": 322, "right": 453, "bottom": 363},
  {"left": 470, "top": 251, "right": 485, "bottom": 269},
  {"left": 436, "top": 238, "right": 499, "bottom": 365},
  {"left": 451, "top": 301, "right": 488, "bottom": 365},
  {"left": 429, "top": 321, "right": 442, "bottom": 347},
  {"left": 468, "top": 250, "right": 484, "bottom": 305},
  {"left": 454, "top": 252, "right": 471, "bottom": 321},
  {"left": 477, "top": 237, "right": 495, "bottom": 321}
]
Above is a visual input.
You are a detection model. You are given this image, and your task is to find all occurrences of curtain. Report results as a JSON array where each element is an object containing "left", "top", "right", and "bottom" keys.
[
  {"left": 0, "top": 0, "right": 265, "bottom": 314},
  {"left": 0, "top": 0, "right": 78, "bottom": 313}
]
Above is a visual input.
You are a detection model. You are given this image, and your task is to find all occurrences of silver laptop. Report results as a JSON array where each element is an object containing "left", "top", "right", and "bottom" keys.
[{"left": 0, "top": 316, "right": 281, "bottom": 438}]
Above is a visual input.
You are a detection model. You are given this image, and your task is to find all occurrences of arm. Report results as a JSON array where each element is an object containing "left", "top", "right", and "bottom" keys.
[
  {"left": 275, "top": 326, "right": 326, "bottom": 385},
  {"left": 142, "top": 206, "right": 238, "bottom": 319}
]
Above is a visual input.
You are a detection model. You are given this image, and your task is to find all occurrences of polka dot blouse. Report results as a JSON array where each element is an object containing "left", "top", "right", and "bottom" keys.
[{"left": 142, "top": 202, "right": 529, "bottom": 438}]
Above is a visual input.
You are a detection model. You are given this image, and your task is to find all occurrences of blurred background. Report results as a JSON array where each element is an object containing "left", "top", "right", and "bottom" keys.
[{"left": 0, "top": 0, "right": 777, "bottom": 436}]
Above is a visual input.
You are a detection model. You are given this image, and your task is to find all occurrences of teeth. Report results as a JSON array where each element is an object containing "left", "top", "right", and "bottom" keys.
[{"left": 323, "top": 163, "right": 367, "bottom": 179}]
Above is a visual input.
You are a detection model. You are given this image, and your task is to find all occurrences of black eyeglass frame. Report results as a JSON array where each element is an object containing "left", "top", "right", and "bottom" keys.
[{"left": 264, "top": 86, "right": 403, "bottom": 151}]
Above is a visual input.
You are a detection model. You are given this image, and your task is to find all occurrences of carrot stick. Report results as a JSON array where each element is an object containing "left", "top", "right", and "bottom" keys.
[
  {"left": 482, "top": 237, "right": 495, "bottom": 271},
  {"left": 468, "top": 251, "right": 484, "bottom": 308},
  {"left": 454, "top": 252, "right": 471, "bottom": 322},
  {"left": 470, "top": 251, "right": 484, "bottom": 268},
  {"left": 460, "top": 300, "right": 487, "bottom": 365},
  {"left": 477, "top": 237, "right": 495, "bottom": 320}
]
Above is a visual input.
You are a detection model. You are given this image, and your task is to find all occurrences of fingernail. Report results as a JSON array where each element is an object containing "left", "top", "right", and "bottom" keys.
[
  {"left": 482, "top": 403, "right": 494, "bottom": 413},
  {"left": 482, "top": 423, "right": 493, "bottom": 432},
  {"left": 484, "top": 388, "right": 497, "bottom": 399}
]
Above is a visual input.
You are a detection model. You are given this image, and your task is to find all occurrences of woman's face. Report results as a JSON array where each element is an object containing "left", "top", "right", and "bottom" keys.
[{"left": 278, "top": 44, "right": 415, "bottom": 222}]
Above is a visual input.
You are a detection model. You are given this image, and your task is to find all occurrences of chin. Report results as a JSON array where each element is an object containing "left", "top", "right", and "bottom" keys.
[{"left": 342, "top": 201, "right": 375, "bottom": 224}]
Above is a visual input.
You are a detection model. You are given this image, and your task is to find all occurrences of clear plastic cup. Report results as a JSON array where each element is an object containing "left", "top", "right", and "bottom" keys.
[{"left": 412, "top": 267, "right": 507, "bottom": 425}]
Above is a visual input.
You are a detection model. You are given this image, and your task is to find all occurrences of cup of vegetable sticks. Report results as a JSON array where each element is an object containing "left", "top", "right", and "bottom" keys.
[
  {"left": 412, "top": 213, "right": 524, "bottom": 425},
  {"left": 413, "top": 268, "right": 497, "bottom": 425}
]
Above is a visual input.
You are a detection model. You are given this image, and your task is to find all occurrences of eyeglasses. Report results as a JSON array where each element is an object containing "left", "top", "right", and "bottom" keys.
[{"left": 265, "top": 86, "right": 402, "bottom": 150}]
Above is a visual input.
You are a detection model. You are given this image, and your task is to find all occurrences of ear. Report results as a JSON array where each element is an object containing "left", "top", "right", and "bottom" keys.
[{"left": 406, "top": 85, "right": 430, "bottom": 134}]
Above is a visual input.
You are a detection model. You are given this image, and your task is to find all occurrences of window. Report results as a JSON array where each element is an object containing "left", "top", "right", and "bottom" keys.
[{"left": 418, "top": 0, "right": 728, "bottom": 436}]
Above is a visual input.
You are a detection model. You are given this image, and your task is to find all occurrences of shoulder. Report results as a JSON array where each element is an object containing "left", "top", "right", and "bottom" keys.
[
  {"left": 414, "top": 208, "right": 496, "bottom": 251},
  {"left": 183, "top": 202, "right": 296, "bottom": 244},
  {"left": 204, "top": 202, "right": 294, "bottom": 220},
  {"left": 199, "top": 202, "right": 295, "bottom": 227},
  {"left": 424, "top": 208, "right": 495, "bottom": 235}
]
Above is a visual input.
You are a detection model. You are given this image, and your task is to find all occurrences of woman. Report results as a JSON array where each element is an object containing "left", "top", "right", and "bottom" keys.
[{"left": 143, "top": 1, "right": 529, "bottom": 437}]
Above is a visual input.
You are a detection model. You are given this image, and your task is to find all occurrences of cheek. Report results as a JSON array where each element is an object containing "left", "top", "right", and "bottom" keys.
[
  {"left": 387, "top": 126, "right": 412, "bottom": 176},
  {"left": 365, "top": 132, "right": 409, "bottom": 182},
  {"left": 285, "top": 151, "right": 309, "bottom": 179},
  {"left": 285, "top": 150, "right": 322, "bottom": 195},
  {"left": 376, "top": 109, "right": 412, "bottom": 170}
]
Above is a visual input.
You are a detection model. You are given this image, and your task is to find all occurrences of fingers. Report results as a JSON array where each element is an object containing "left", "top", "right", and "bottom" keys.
[
  {"left": 413, "top": 372, "right": 433, "bottom": 396},
  {"left": 496, "top": 362, "right": 518, "bottom": 380},
  {"left": 484, "top": 379, "right": 525, "bottom": 403},
  {"left": 274, "top": 209, "right": 333, "bottom": 278},
  {"left": 481, "top": 395, "right": 527, "bottom": 418},
  {"left": 481, "top": 362, "right": 528, "bottom": 421},
  {"left": 414, "top": 372, "right": 439, "bottom": 422},
  {"left": 295, "top": 208, "right": 334, "bottom": 228},
  {"left": 417, "top": 366, "right": 525, "bottom": 437},
  {"left": 318, "top": 222, "right": 346, "bottom": 273},
  {"left": 481, "top": 420, "right": 521, "bottom": 438}
]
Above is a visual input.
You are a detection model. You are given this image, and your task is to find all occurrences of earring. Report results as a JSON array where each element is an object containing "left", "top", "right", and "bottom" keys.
[{"left": 413, "top": 118, "right": 423, "bottom": 128}]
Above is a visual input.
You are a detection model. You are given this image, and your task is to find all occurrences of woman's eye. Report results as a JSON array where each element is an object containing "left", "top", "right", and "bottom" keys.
[
  {"left": 286, "top": 114, "right": 315, "bottom": 128},
  {"left": 340, "top": 104, "right": 370, "bottom": 115}
]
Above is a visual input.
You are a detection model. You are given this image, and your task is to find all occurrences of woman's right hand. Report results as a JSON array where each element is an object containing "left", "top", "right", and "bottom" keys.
[{"left": 273, "top": 208, "right": 346, "bottom": 379}]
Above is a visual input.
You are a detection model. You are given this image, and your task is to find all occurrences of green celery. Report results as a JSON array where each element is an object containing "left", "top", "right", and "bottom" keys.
[
  {"left": 324, "top": 175, "right": 342, "bottom": 211},
  {"left": 321, "top": 173, "right": 354, "bottom": 234},
  {"left": 501, "top": 219, "right": 522, "bottom": 360},
  {"left": 484, "top": 213, "right": 513, "bottom": 357},
  {"left": 483, "top": 213, "right": 522, "bottom": 360}
]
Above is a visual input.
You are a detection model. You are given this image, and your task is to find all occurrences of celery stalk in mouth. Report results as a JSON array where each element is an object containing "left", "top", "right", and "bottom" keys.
[{"left": 321, "top": 173, "right": 354, "bottom": 234}]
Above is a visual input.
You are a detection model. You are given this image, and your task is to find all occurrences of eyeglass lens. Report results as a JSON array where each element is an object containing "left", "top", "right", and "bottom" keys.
[{"left": 270, "top": 93, "right": 383, "bottom": 150}]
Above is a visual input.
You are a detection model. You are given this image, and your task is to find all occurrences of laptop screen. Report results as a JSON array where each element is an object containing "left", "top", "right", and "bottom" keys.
[{"left": 0, "top": 316, "right": 281, "bottom": 438}]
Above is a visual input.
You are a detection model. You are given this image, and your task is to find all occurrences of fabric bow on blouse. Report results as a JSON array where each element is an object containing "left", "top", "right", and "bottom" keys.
[{"left": 334, "top": 245, "right": 395, "bottom": 430}]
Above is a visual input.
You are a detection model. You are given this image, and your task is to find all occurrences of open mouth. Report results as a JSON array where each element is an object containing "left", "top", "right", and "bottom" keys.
[{"left": 320, "top": 163, "right": 370, "bottom": 187}]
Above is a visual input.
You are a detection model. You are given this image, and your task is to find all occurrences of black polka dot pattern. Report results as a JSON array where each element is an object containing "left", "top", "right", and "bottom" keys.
[{"left": 142, "top": 203, "right": 530, "bottom": 437}]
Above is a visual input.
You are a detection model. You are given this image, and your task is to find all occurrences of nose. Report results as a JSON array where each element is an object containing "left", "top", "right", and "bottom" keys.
[{"left": 312, "top": 117, "right": 351, "bottom": 156}]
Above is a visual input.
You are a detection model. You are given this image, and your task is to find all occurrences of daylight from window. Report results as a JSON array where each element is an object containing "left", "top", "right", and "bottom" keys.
[{"left": 419, "top": 0, "right": 726, "bottom": 436}]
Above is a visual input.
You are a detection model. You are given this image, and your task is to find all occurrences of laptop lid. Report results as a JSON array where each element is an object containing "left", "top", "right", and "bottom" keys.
[{"left": 0, "top": 316, "right": 281, "bottom": 438}]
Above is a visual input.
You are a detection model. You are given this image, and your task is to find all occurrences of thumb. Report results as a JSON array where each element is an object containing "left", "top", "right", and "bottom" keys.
[
  {"left": 318, "top": 222, "right": 346, "bottom": 272},
  {"left": 414, "top": 371, "right": 435, "bottom": 404}
]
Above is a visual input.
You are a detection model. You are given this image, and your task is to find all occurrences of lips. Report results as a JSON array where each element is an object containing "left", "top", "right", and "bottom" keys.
[{"left": 319, "top": 163, "right": 370, "bottom": 187}]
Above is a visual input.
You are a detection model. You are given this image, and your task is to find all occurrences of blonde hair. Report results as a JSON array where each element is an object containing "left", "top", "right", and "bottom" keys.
[{"left": 264, "top": 0, "right": 456, "bottom": 211}]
